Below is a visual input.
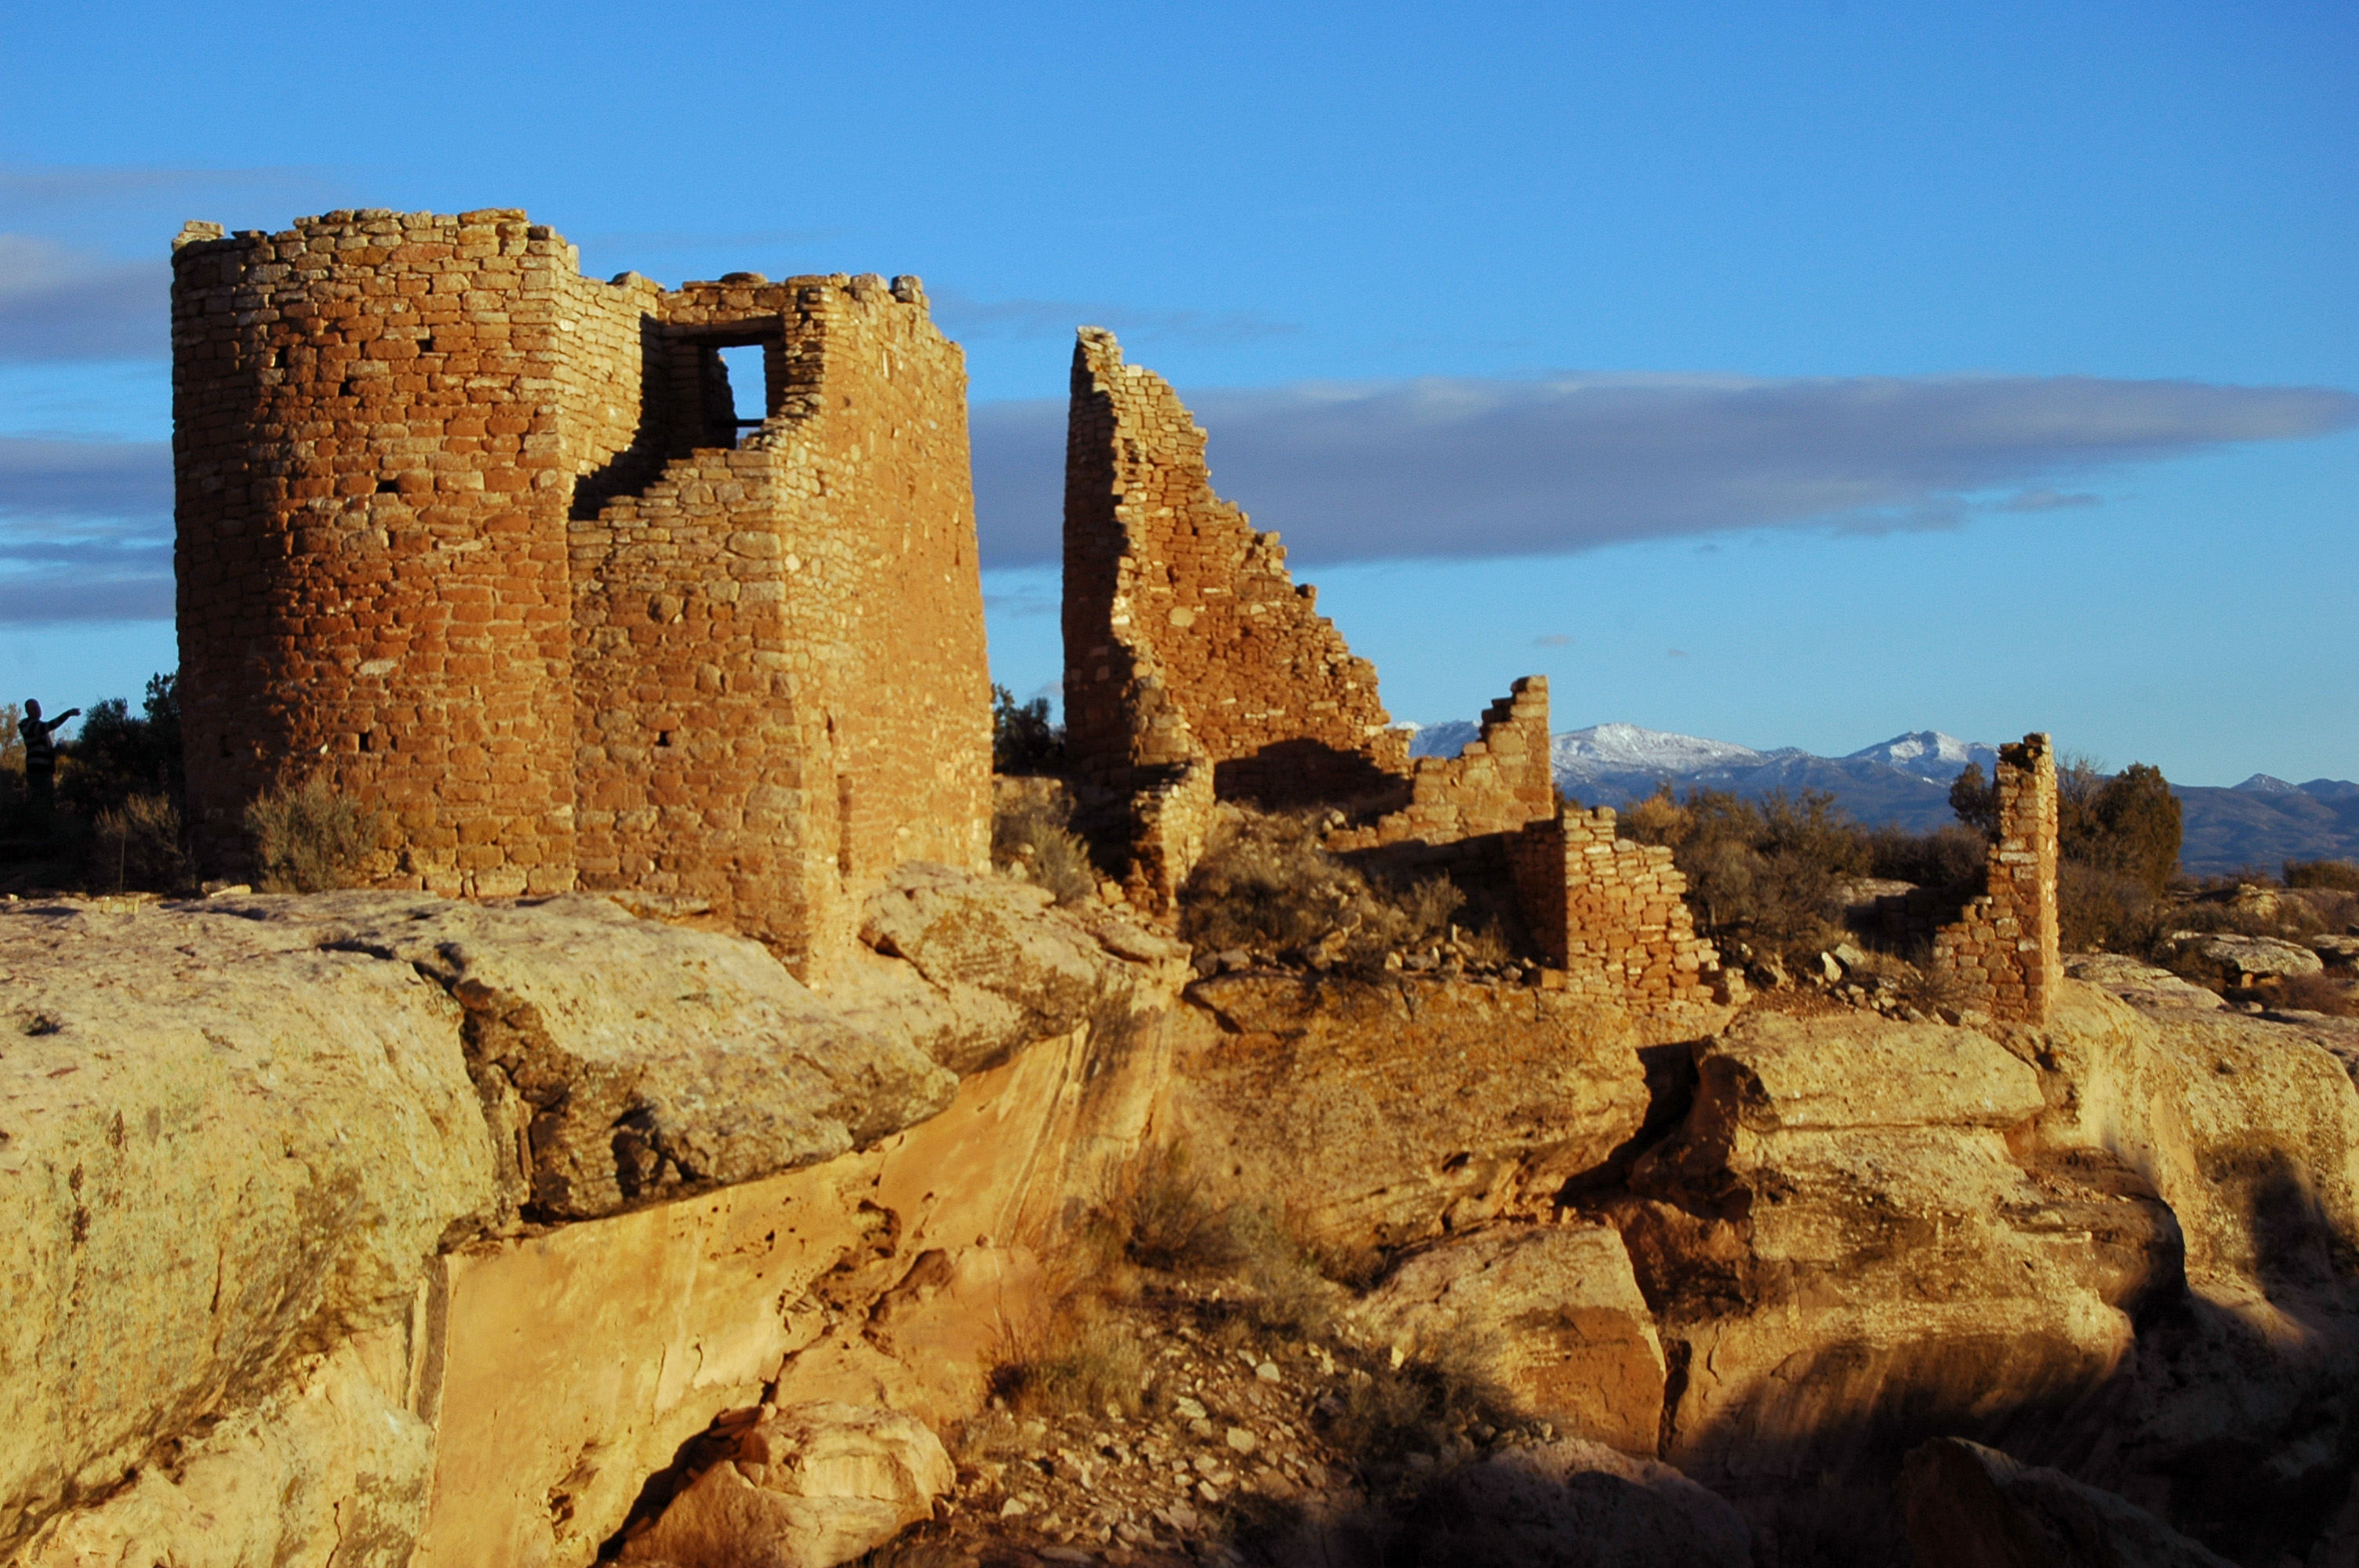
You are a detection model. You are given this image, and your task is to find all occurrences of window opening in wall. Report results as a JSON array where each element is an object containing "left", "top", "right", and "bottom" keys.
[{"left": 717, "top": 344, "right": 770, "bottom": 445}]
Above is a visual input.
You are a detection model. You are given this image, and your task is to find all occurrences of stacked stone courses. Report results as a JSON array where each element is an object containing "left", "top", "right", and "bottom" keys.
[
  {"left": 1062, "top": 331, "right": 1730, "bottom": 1012},
  {"left": 1326, "top": 677, "right": 1557, "bottom": 853},
  {"left": 1507, "top": 810, "right": 1721, "bottom": 1006},
  {"left": 172, "top": 209, "right": 987, "bottom": 976},
  {"left": 1932, "top": 733, "right": 2061, "bottom": 1025},
  {"left": 1062, "top": 328, "right": 1408, "bottom": 807}
]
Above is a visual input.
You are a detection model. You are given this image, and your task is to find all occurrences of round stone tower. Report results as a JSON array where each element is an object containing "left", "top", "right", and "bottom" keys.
[{"left": 170, "top": 209, "right": 598, "bottom": 895}]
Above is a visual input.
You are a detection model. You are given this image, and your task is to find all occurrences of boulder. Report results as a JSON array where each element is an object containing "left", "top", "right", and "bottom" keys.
[
  {"left": 213, "top": 891, "right": 957, "bottom": 1219},
  {"left": 15, "top": 1338, "right": 434, "bottom": 1568},
  {"left": 1398, "top": 1438, "right": 1752, "bottom": 1567},
  {"left": 2312, "top": 933, "right": 2359, "bottom": 970},
  {"left": 1899, "top": 1437, "right": 2234, "bottom": 1568},
  {"left": 1167, "top": 975, "right": 1654, "bottom": 1248},
  {"left": 2063, "top": 954, "right": 2224, "bottom": 1013},
  {"left": 1598, "top": 1009, "right": 2173, "bottom": 1562},
  {"left": 831, "top": 862, "right": 1187, "bottom": 1076},
  {"left": 2025, "top": 985, "right": 2359, "bottom": 1559},
  {"left": 0, "top": 898, "right": 498, "bottom": 1555},
  {"left": 618, "top": 1403, "right": 954, "bottom": 1568},
  {"left": 2161, "top": 931, "right": 2324, "bottom": 985},
  {"left": 1356, "top": 1225, "right": 1666, "bottom": 1454}
]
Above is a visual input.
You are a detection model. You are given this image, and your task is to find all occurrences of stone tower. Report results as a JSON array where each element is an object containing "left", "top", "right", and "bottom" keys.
[{"left": 171, "top": 209, "right": 990, "bottom": 975}]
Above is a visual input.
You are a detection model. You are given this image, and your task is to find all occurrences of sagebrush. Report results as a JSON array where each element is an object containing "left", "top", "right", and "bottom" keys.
[
  {"left": 1179, "top": 804, "right": 1465, "bottom": 967},
  {"left": 245, "top": 778, "right": 379, "bottom": 893},
  {"left": 990, "top": 790, "right": 1097, "bottom": 906},
  {"left": 91, "top": 793, "right": 189, "bottom": 894}
]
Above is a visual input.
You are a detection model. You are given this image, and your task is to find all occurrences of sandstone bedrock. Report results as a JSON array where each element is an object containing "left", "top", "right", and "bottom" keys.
[{"left": 9, "top": 877, "right": 2359, "bottom": 1564}]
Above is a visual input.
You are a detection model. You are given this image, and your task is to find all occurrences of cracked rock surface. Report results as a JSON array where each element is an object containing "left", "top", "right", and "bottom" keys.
[
  {"left": 219, "top": 891, "right": 958, "bottom": 1220},
  {"left": 0, "top": 889, "right": 963, "bottom": 1558}
]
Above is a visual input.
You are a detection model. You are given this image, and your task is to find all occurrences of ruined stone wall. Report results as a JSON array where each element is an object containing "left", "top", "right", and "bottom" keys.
[
  {"left": 1932, "top": 733, "right": 2060, "bottom": 1024},
  {"left": 1327, "top": 677, "right": 1556, "bottom": 853},
  {"left": 573, "top": 274, "right": 990, "bottom": 971},
  {"left": 1508, "top": 808, "right": 1723, "bottom": 1008},
  {"left": 1062, "top": 328, "right": 1406, "bottom": 806},
  {"left": 174, "top": 211, "right": 987, "bottom": 973}
]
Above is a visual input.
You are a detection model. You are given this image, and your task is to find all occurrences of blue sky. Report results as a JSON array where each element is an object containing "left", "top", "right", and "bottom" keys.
[{"left": 1, "top": 2, "right": 2352, "bottom": 783}]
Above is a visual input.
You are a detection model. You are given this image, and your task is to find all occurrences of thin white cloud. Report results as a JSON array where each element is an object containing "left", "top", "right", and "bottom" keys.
[
  {"left": 0, "top": 435, "right": 173, "bottom": 624},
  {"left": 0, "top": 434, "right": 171, "bottom": 516},
  {"left": 970, "top": 372, "right": 2359, "bottom": 565},
  {"left": 0, "top": 236, "right": 166, "bottom": 361}
]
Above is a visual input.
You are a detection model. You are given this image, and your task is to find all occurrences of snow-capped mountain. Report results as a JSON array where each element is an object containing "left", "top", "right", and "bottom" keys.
[
  {"left": 1402, "top": 717, "right": 2359, "bottom": 875},
  {"left": 1841, "top": 731, "right": 1999, "bottom": 785},
  {"left": 1551, "top": 723, "right": 1773, "bottom": 782}
]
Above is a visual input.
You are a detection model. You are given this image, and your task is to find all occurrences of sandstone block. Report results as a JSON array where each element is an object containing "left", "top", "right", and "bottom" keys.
[{"left": 1356, "top": 1224, "right": 1666, "bottom": 1454}]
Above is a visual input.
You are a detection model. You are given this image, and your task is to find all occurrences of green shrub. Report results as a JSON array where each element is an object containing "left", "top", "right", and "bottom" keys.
[
  {"left": 990, "top": 683, "right": 1065, "bottom": 775},
  {"left": 2070, "top": 762, "right": 2181, "bottom": 897},
  {"left": 245, "top": 778, "right": 379, "bottom": 893},
  {"left": 1948, "top": 763, "right": 1998, "bottom": 837},
  {"left": 60, "top": 673, "right": 180, "bottom": 818},
  {"left": 90, "top": 793, "right": 189, "bottom": 894}
]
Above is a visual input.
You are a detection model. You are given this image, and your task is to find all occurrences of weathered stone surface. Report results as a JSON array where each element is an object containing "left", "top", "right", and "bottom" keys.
[
  {"left": 2025, "top": 985, "right": 2359, "bottom": 1559},
  {"left": 0, "top": 898, "right": 497, "bottom": 1556},
  {"left": 1601, "top": 1007, "right": 2164, "bottom": 1562},
  {"left": 1355, "top": 1225, "right": 1666, "bottom": 1454},
  {"left": 16, "top": 1337, "right": 434, "bottom": 1568},
  {"left": 1899, "top": 1437, "right": 2234, "bottom": 1568},
  {"left": 1586, "top": 981, "right": 2359, "bottom": 1563},
  {"left": 1398, "top": 1438, "right": 1753, "bottom": 1567},
  {"left": 618, "top": 1403, "right": 953, "bottom": 1568},
  {"left": 2161, "top": 931, "right": 2324, "bottom": 984},
  {"left": 2063, "top": 953, "right": 2225, "bottom": 1012},
  {"left": 413, "top": 1000, "right": 1176, "bottom": 1566},
  {"left": 1168, "top": 975, "right": 1655, "bottom": 1247},
  {"left": 830, "top": 862, "right": 1187, "bottom": 1076},
  {"left": 222, "top": 890, "right": 957, "bottom": 1219}
]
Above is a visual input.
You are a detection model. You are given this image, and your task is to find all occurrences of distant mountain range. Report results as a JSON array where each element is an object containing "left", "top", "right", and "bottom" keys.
[{"left": 1402, "top": 721, "right": 2359, "bottom": 877}]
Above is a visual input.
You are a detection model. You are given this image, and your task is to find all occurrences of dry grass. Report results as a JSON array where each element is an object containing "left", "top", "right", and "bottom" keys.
[
  {"left": 1179, "top": 804, "right": 1465, "bottom": 967},
  {"left": 1091, "top": 1142, "right": 1241, "bottom": 1276},
  {"left": 244, "top": 778, "right": 380, "bottom": 893},
  {"left": 987, "top": 1293, "right": 1152, "bottom": 1422},
  {"left": 2272, "top": 971, "right": 2359, "bottom": 1018},
  {"left": 91, "top": 792, "right": 188, "bottom": 894},
  {"left": 991, "top": 792, "right": 1098, "bottom": 906},
  {"left": 2288, "top": 859, "right": 2359, "bottom": 894},
  {"left": 2059, "top": 861, "right": 2176, "bottom": 955},
  {"left": 1322, "top": 1334, "right": 1516, "bottom": 1466}
]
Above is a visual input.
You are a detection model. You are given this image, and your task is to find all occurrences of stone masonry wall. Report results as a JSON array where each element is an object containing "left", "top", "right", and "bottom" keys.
[
  {"left": 1932, "top": 732, "right": 2060, "bottom": 1025},
  {"left": 1326, "top": 677, "right": 1556, "bottom": 854},
  {"left": 1062, "top": 328, "right": 1407, "bottom": 807},
  {"left": 173, "top": 211, "right": 987, "bottom": 975},
  {"left": 171, "top": 210, "right": 591, "bottom": 895},
  {"left": 572, "top": 274, "right": 990, "bottom": 971},
  {"left": 1508, "top": 808, "right": 1724, "bottom": 1008}
]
